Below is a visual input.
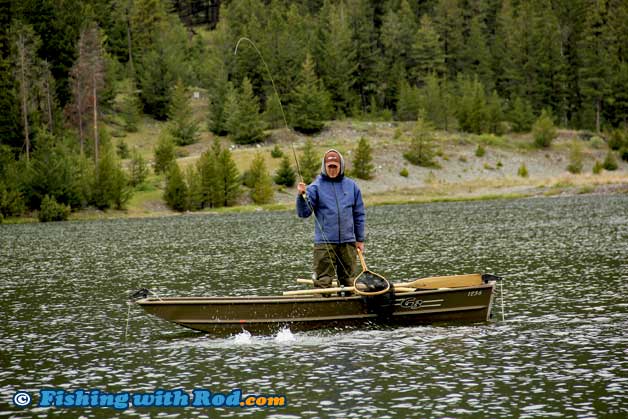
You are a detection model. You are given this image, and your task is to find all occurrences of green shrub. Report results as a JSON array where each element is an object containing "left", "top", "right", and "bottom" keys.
[
  {"left": 270, "top": 145, "right": 284, "bottom": 158},
  {"left": 116, "top": 140, "right": 130, "bottom": 159},
  {"left": 274, "top": 155, "right": 296, "bottom": 187},
  {"left": 620, "top": 147, "right": 628, "bottom": 162},
  {"left": 399, "top": 167, "right": 409, "bottom": 177},
  {"left": 518, "top": 163, "right": 528, "bottom": 178},
  {"left": 38, "top": 195, "right": 70, "bottom": 222},
  {"left": 352, "top": 137, "right": 375, "bottom": 180},
  {"left": 567, "top": 140, "right": 583, "bottom": 174},
  {"left": 592, "top": 160, "right": 603, "bottom": 174},
  {"left": 608, "top": 129, "right": 626, "bottom": 150},
  {"left": 532, "top": 110, "right": 557, "bottom": 148},
  {"left": 403, "top": 117, "right": 440, "bottom": 168},
  {"left": 602, "top": 151, "right": 618, "bottom": 171},
  {"left": 475, "top": 144, "right": 486, "bottom": 157},
  {"left": 164, "top": 163, "right": 188, "bottom": 211}
]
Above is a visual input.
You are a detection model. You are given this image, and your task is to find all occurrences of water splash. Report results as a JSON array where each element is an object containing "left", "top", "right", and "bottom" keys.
[
  {"left": 233, "top": 329, "right": 252, "bottom": 345},
  {"left": 275, "top": 327, "right": 296, "bottom": 343}
]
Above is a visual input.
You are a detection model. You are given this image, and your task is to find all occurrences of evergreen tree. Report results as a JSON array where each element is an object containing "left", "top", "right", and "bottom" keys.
[
  {"left": 457, "top": 75, "right": 488, "bottom": 134},
  {"left": 92, "top": 143, "right": 131, "bottom": 209},
  {"left": 462, "top": 15, "right": 493, "bottom": 91},
  {"left": 274, "top": 155, "right": 296, "bottom": 187},
  {"left": 509, "top": 97, "right": 536, "bottom": 132},
  {"left": 167, "top": 79, "right": 199, "bottom": 146},
  {"left": 207, "top": 56, "right": 231, "bottom": 135},
  {"left": 419, "top": 74, "right": 453, "bottom": 130},
  {"left": 130, "top": 149, "right": 149, "bottom": 187},
  {"left": 215, "top": 144, "right": 241, "bottom": 207},
  {"left": 410, "top": 15, "right": 445, "bottom": 85},
  {"left": 299, "top": 138, "right": 320, "bottom": 183},
  {"left": 226, "top": 77, "right": 265, "bottom": 144},
  {"left": 567, "top": 140, "right": 584, "bottom": 174},
  {"left": 433, "top": 0, "right": 465, "bottom": 78},
  {"left": 197, "top": 147, "right": 219, "bottom": 208},
  {"left": 352, "top": 137, "right": 375, "bottom": 180},
  {"left": 404, "top": 116, "right": 439, "bottom": 168},
  {"left": 164, "top": 162, "right": 188, "bottom": 211},
  {"left": 153, "top": 132, "right": 176, "bottom": 175},
  {"left": 578, "top": 0, "right": 613, "bottom": 132},
  {"left": 289, "top": 54, "right": 332, "bottom": 133},
  {"left": 397, "top": 80, "right": 421, "bottom": 121},
  {"left": 316, "top": 0, "right": 358, "bottom": 116},
  {"left": 248, "top": 152, "right": 274, "bottom": 204},
  {"left": 120, "top": 79, "right": 142, "bottom": 132}
]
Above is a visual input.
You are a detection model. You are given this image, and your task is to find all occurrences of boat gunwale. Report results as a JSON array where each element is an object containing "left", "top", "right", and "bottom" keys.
[{"left": 135, "top": 282, "right": 495, "bottom": 305}]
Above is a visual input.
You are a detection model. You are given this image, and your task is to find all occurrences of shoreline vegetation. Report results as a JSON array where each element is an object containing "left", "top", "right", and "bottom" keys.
[{"left": 4, "top": 121, "right": 627, "bottom": 224}]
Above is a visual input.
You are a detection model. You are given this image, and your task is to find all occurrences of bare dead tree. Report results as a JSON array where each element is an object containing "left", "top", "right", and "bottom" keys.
[{"left": 13, "top": 23, "right": 39, "bottom": 161}]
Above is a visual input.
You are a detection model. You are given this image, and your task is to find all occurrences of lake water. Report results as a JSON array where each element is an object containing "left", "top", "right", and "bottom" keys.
[{"left": 1, "top": 195, "right": 626, "bottom": 418}]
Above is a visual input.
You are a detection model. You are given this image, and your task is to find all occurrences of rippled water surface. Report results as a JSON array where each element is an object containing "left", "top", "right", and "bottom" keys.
[{"left": 1, "top": 195, "right": 627, "bottom": 418}]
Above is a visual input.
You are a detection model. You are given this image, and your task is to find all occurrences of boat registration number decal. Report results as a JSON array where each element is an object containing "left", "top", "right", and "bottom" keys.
[
  {"left": 399, "top": 298, "right": 423, "bottom": 310},
  {"left": 468, "top": 290, "right": 483, "bottom": 296}
]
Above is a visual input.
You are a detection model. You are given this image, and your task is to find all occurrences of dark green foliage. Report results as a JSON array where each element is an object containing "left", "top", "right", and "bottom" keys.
[
  {"left": 120, "top": 80, "right": 142, "bottom": 133},
  {"left": 130, "top": 149, "right": 149, "bottom": 187},
  {"left": 567, "top": 140, "right": 584, "bottom": 174},
  {"left": 38, "top": 194, "right": 70, "bottom": 222},
  {"left": 92, "top": 144, "right": 131, "bottom": 209},
  {"left": 533, "top": 110, "right": 557, "bottom": 148},
  {"left": 509, "top": 97, "right": 535, "bottom": 132},
  {"left": 396, "top": 80, "right": 421, "bottom": 121},
  {"left": 248, "top": 152, "right": 274, "bottom": 204},
  {"left": 195, "top": 140, "right": 242, "bottom": 208},
  {"left": 226, "top": 77, "right": 265, "bottom": 144},
  {"left": 620, "top": 147, "right": 628, "bottom": 162},
  {"left": 116, "top": 140, "right": 130, "bottom": 159},
  {"left": 456, "top": 75, "right": 489, "bottom": 134},
  {"left": 299, "top": 138, "right": 320, "bottom": 184},
  {"left": 207, "top": 56, "right": 231, "bottom": 135},
  {"left": 164, "top": 162, "right": 188, "bottom": 211},
  {"left": 167, "top": 79, "right": 199, "bottom": 146},
  {"left": 607, "top": 129, "right": 626, "bottom": 151},
  {"left": 274, "top": 155, "right": 296, "bottom": 187},
  {"left": 270, "top": 144, "right": 284, "bottom": 158},
  {"left": 153, "top": 133, "right": 176, "bottom": 175},
  {"left": 399, "top": 167, "right": 409, "bottom": 177},
  {"left": 518, "top": 163, "right": 529, "bottom": 178},
  {"left": 475, "top": 144, "right": 486, "bottom": 158},
  {"left": 289, "top": 54, "right": 332, "bottom": 133},
  {"left": 602, "top": 150, "right": 618, "bottom": 171},
  {"left": 404, "top": 117, "right": 439, "bottom": 168},
  {"left": 352, "top": 137, "right": 374, "bottom": 180}
]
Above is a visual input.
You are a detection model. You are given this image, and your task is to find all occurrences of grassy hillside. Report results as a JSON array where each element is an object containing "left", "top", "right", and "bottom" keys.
[{"left": 89, "top": 109, "right": 628, "bottom": 221}]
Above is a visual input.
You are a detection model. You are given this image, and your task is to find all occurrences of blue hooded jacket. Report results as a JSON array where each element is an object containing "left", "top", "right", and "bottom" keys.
[{"left": 296, "top": 150, "right": 366, "bottom": 244}]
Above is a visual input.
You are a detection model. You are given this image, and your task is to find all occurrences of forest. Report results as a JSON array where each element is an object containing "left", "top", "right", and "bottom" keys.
[{"left": 1, "top": 0, "right": 627, "bottom": 221}]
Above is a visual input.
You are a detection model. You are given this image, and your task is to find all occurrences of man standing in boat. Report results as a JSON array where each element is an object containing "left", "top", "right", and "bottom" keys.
[{"left": 296, "top": 149, "right": 366, "bottom": 289}]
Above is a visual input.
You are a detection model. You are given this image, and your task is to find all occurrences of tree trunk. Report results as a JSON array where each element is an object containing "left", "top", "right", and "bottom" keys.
[
  {"left": 595, "top": 98, "right": 601, "bottom": 133},
  {"left": 93, "top": 73, "right": 99, "bottom": 170},
  {"left": 17, "top": 34, "right": 30, "bottom": 161}
]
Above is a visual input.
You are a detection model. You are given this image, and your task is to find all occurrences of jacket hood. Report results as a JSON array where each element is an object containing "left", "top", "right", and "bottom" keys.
[{"left": 320, "top": 149, "right": 345, "bottom": 179}]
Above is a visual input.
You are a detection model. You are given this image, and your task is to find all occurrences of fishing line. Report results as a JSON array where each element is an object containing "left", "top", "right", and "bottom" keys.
[{"left": 234, "top": 37, "right": 346, "bottom": 283}]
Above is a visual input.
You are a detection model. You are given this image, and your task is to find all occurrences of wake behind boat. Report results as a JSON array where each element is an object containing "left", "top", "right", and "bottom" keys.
[{"left": 132, "top": 273, "right": 502, "bottom": 335}]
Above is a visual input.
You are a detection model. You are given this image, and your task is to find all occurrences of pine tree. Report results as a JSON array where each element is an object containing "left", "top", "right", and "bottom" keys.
[
  {"left": 411, "top": 15, "right": 445, "bottom": 85},
  {"left": 164, "top": 162, "right": 188, "bottom": 211},
  {"left": 92, "top": 143, "right": 131, "bottom": 209},
  {"left": 352, "top": 137, "right": 375, "bottom": 180},
  {"left": 404, "top": 116, "right": 439, "bottom": 168},
  {"left": 289, "top": 54, "right": 332, "bottom": 133},
  {"left": 120, "top": 79, "right": 142, "bottom": 132},
  {"left": 249, "top": 152, "right": 274, "bottom": 204},
  {"left": 463, "top": 15, "right": 493, "bottom": 91},
  {"left": 457, "top": 75, "right": 488, "bottom": 134},
  {"left": 130, "top": 149, "right": 148, "bottom": 187},
  {"left": 167, "top": 79, "right": 199, "bottom": 146},
  {"left": 215, "top": 142, "right": 241, "bottom": 207},
  {"left": 226, "top": 77, "right": 265, "bottom": 144},
  {"left": 433, "top": 0, "right": 465, "bottom": 78},
  {"left": 197, "top": 147, "right": 219, "bottom": 208},
  {"left": 153, "top": 132, "right": 176, "bottom": 175},
  {"left": 509, "top": 97, "right": 536, "bottom": 132},
  {"left": 207, "top": 56, "right": 231, "bottom": 135},
  {"left": 274, "top": 155, "right": 296, "bottom": 187},
  {"left": 567, "top": 140, "right": 584, "bottom": 174},
  {"left": 397, "top": 80, "right": 421, "bottom": 121},
  {"left": 316, "top": 0, "right": 358, "bottom": 116},
  {"left": 299, "top": 138, "right": 320, "bottom": 184}
]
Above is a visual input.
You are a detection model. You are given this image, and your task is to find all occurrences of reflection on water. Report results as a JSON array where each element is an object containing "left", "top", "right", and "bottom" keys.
[{"left": 1, "top": 195, "right": 626, "bottom": 418}]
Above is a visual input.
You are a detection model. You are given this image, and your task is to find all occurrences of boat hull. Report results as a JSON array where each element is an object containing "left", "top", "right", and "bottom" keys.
[{"left": 136, "top": 282, "right": 497, "bottom": 335}]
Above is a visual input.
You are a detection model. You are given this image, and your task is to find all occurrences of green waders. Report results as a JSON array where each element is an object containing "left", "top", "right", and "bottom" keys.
[{"left": 312, "top": 243, "right": 358, "bottom": 288}]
